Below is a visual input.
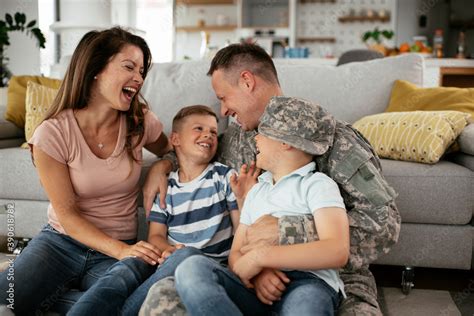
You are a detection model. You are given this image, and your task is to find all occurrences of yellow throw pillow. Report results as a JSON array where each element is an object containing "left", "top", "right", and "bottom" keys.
[
  {"left": 5, "top": 76, "right": 61, "bottom": 128},
  {"left": 385, "top": 80, "right": 474, "bottom": 119},
  {"left": 21, "top": 81, "right": 59, "bottom": 148},
  {"left": 353, "top": 111, "right": 471, "bottom": 164}
]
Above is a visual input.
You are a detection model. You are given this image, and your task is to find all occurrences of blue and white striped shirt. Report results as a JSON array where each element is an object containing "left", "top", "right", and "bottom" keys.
[{"left": 148, "top": 162, "right": 238, "bottom": 261}]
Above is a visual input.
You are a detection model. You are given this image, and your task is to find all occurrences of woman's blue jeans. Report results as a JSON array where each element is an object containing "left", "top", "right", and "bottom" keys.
[
  {"left": 67, "top": 246, "right": 204, "bottom": 315},
  {"left": 175, "top": 255, "right": 343, "bottom": 316},
  {"left": 0, "top": 225, "right": 121, "bottom": 315}
]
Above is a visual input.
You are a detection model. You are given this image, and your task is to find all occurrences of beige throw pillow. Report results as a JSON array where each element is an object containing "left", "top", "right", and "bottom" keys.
[
  {"left": 21, "top": 81, "right": 59, "bottom": 148},
  {"left": 353, "top": 111, "right": 471, "bottom": 164}
]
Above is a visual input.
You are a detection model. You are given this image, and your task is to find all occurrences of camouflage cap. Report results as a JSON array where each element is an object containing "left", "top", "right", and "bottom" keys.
[{"left": 258, "top": 96, "right": 336, "bottom": 155}]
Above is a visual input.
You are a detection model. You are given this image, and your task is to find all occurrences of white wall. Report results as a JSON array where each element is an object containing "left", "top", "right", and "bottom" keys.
[{"left": 0, "top": 0, "right": 41, "bottom": 76}]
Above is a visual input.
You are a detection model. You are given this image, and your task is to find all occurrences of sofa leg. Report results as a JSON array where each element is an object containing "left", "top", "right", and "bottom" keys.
[{"left": 401, "top": 266, "right": 415, "bottom": 295}]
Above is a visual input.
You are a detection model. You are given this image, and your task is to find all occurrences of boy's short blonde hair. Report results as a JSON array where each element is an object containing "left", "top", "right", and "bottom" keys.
[{"left": 172, "top": 105, "right": 219, "bottom": 132}]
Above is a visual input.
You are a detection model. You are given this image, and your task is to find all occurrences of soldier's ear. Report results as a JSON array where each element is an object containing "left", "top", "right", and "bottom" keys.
[{"left": 239, "top": 70, "right": 256, "bottom": 91}]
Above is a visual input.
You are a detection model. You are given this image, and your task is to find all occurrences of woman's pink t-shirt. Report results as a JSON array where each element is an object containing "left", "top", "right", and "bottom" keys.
[{"left": 29, "top": 109, "right": 163, "bottom": 240}]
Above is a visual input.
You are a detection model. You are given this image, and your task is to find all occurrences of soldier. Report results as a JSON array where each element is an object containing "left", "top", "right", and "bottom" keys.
[{"left": 142, "top": 43, "right": 400, "bottom": 315}]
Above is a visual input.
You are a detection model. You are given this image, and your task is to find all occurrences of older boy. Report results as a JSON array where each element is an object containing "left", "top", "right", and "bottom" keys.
[{"left": 68, "top": 105, "right": 239, "bottom": 315}]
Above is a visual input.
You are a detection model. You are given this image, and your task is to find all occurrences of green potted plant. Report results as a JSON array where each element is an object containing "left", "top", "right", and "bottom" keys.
[
  {"left": 362, "top": 27, "right": 394, "bottom": 56},
  {"left": 0, "top": 12, "right": 46, "bottom": 88}
]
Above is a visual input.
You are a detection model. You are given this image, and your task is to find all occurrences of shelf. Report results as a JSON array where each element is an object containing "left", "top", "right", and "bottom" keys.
[
  {"left": 176, "top": 0, "right": 234, "bottom": 4},
  {"left": 297, "top": 37, "right": 336, "bottom": 43},
  {"left": 449, "top": 19, "right": 474, "bottom": 29},
  {"left": 338, "top": 16, "right": 390, "bottom": 23},
  {"left": 176, "top": 25, "right": 237, "bottom": 32}
]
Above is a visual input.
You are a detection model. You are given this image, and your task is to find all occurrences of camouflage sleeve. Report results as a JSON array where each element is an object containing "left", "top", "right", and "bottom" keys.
[
  {"left": 323, "top": 124, "right": 401, "bottom": 271},
  {"left": 279, "top": 215, "right": 319, "bottom": 245},
  {"left": 215, "top": 122, "right": 257, "bottom": 170}
]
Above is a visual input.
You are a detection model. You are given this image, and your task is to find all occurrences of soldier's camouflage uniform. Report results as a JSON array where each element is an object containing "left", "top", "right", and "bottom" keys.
[{"left": 142, "top": 97, "right": 401, "bottom": 316}]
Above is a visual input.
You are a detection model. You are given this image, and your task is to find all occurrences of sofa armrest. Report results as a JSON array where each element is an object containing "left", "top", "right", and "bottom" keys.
[{"left": 446, "top": 152, "right": 474, "bottom": 171}]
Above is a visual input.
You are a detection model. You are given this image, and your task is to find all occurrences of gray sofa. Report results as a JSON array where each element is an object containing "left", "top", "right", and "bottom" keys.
[{"left": 0, "top": 54, "right": 473, "bottom": 284}]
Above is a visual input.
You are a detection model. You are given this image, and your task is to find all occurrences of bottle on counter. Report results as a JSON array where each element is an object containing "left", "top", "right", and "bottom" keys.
[
  {"left": 456, "top": 31, "right": 466, "bottom": 59},
  {"left": 433, "top": 29, "right": 444, "bottom": 58}
]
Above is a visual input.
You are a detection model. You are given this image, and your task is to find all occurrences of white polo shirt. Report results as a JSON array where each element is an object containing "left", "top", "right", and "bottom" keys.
[{"left": 240, "top": 161, "right": 346, "bottom": 295}]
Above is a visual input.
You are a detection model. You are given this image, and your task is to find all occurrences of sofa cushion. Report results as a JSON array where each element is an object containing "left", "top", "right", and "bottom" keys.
[
  {"left": 385, "top": 80, "right": 474, "bottom": 118},
  {"left": 353, "top": 111, "right": 470, "bottom": 164},
  {"left": 274, "top": 54, "right": 424, "bottom": 123},
  {"left": 381, "top": 159, "right": 473, "bottom": 225},
  {"left": 0, "top": 148, "right": 47, "bottom": 201},
  {"left": 374, "top": 223, "right": 473, "bottom": 269},
  {"left": 141, "top": 61, "right": 227, "bottom": 136}
]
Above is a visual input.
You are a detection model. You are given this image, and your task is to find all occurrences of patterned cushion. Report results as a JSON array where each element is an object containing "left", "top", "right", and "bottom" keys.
[
  {"left": 353, "top": 111, "right": 471, "bottom": 164},
  {"left": 5, "top": 76, "right": 61, "bottom": 128},
  {"left": 22, "top": 81, "right": 58, "bottom": 148}
]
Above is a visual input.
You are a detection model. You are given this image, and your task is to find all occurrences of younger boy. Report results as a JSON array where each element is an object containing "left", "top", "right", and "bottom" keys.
[
  {"left": 69, "top": 105, "right": 239, "bottom": 315},
  {"left": 174, "top": 97, "right": 350, "bottom": 315}
]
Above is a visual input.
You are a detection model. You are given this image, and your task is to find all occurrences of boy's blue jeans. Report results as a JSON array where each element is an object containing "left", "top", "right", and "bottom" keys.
[
  {"left": 68, "top": 246, "right": 204, "bottom": 315},
  {"left": 175, "top": 255, "right": 343, "bottom": 316},
  {"left": 0, "top": 224, "right": 121, "bottom": 315}
]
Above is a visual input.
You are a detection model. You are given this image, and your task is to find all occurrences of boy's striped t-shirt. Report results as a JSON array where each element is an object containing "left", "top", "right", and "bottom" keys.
[{"left": 148, "top": 162, "right": 238, "bottom": 261}]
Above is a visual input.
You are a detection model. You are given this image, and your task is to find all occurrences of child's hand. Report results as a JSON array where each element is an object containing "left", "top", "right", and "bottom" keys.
[
  {"left": 230, "top": 161, "right": 261, "bottom": 200},
  {"left": 252, "top": 269, "right": 290, "bottom": 305},
  {"left": 157, "top": 244, "right": 185, "bottom": 264},
  {"left": 232, "top": 247, "right": 269, "bottom": 288}
]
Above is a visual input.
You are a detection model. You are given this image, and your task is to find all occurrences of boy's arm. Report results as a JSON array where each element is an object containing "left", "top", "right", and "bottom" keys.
[
  {"left": 260, "top": 207, "right": 349, "bottom": 270},
  {"left": 229, "top": 209, "right": 240, "bottom": 233},
  {"left": 148, "top": 222, "right": 184, "bottom": 263},
  {"left": 228, "top": 224, "right": 249, "bottom": 273},
  {"left": 233, "top": 207, "right": 349, "bottom": 282}
]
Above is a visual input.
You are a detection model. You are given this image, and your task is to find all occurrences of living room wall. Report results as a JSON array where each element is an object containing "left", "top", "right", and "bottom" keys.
[{"left": 0, "top": 0, "right": 41, "bottom": 76}]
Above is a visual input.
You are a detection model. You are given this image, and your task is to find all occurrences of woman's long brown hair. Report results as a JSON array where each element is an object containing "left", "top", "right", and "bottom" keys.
[{"left": 43, "top": 27, "right": 152, "bottom": 164}]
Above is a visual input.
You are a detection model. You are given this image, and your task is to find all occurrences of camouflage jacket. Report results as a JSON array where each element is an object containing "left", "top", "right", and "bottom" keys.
[{"left": 217, "top": 120, "right": 401, "bottom": 271}]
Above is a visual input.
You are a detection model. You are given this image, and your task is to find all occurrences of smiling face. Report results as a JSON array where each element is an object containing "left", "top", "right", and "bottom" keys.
[
  {"left": 91, "top": 44, "right": 144, "bottom": 111},
  {"left": 172, "top": 114, "right": 218, "bottom": 165},
  {"left": 211, "top": 69, "right": 264, "bottom": 131},
  {"left": 254, "top": 133, "right": 283, "bottom": 171}
]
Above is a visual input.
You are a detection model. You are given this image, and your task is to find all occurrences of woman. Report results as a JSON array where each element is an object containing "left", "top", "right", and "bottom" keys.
[{"left": 0, "top": 27, "right": 170, "bottom": 315}]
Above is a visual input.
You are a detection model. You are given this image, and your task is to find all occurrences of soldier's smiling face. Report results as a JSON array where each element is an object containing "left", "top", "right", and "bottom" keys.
[{"left": 211, "top": 69, "right": 263, "bottom": 131}]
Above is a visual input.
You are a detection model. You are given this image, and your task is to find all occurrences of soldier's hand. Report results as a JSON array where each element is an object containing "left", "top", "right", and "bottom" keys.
[
  {"left": 253, "top": 268, "right": 289, "bottom": 305},
  {"left": 245, "top": 215, "right": 279, "bottom": 249}
]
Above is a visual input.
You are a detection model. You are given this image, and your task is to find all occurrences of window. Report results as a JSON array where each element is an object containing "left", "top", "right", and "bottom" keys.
[{"left": 136, "top": 0, "right": 174, "bottom": 62}]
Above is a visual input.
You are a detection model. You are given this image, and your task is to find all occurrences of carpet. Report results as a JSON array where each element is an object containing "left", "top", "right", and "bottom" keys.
[{"left": 379, "top": 287, "right": 474, "bottom": 316}]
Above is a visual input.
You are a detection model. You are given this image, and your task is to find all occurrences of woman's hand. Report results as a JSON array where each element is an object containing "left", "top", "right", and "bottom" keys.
[
  {"left": 117, "top": 241, "right": 162, "bottom": 266},
  {"left": 157, "top": 244, "right": 185, "bottom": 264},
  {"left": 143, "top": 160, "right": 173, "bottom": 215},
  {"left": 230, "top": 161, "right": 260, "bottom": 200},
  {"left": 253, "top": 268, "right": 290, "bottom": 305}
]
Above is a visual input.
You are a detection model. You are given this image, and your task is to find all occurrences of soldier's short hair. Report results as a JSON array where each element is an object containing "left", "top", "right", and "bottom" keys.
[
  {"left": 172, "top": 105, "right": 218, "bottom": 132},
  {"left": 207, "top": 43, "right": 280, "bottom": 86}
]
